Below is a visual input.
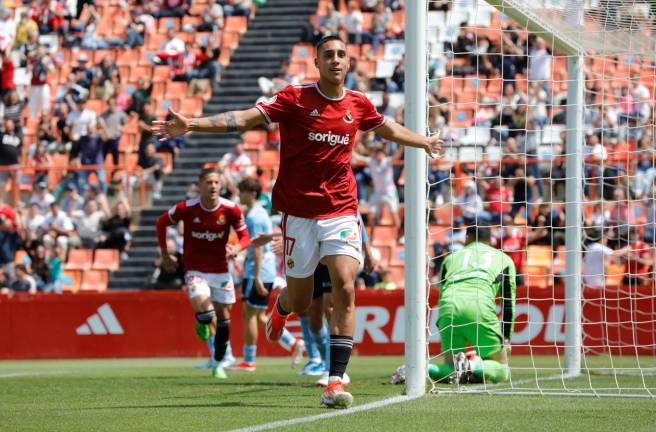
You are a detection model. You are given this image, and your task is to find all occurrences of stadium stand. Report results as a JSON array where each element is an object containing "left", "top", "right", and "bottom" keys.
[{"left": 1, "top": 0, "right": 653, "bottom": 293}]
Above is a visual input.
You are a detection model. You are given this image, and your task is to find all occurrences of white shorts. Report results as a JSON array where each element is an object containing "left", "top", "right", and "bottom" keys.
[
  {"left": 281, "top": 214, "right": 362, "bottom": 278},
  {"left": 369, "top": 191, "right": 399, "bottom": 214},
  {"left": 184, "top": 271, "right": 236, "bottom": 304}
]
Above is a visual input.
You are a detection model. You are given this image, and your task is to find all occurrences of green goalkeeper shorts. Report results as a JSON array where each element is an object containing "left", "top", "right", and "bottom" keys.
[{"left": 437, "top": 299, "right": 503, "bottom": 358}]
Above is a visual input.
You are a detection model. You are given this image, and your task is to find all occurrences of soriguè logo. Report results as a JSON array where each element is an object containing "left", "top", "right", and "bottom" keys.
[
  {"left": 308, "top": 131, "right": 350, "bottom": 146},
  {"left": 191, "top": 231, "right": 225, "bottom": 241}
]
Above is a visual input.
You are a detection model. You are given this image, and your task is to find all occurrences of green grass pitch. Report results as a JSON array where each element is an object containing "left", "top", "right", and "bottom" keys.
[{"left": 1, "top": 356, "right": 654, "bottom": 431}]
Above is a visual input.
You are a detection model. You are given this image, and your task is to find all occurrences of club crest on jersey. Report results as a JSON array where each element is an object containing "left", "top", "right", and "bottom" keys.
[
  {"left": 262, "top": 95, "right": 277, "bottom": 105},
  {"left": 287, "top": 258, "right": 295, "bottom": 269},
  {"left": 217, "top": 214, "right": 226, "bottom": 225},
  {"left": 343, "top": 109, "right": 353, "bottom": 124}
]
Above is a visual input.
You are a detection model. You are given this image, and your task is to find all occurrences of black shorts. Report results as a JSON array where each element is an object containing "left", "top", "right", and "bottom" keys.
[
  {"left": 242, "top": 278, "right": 274, "bottom": 310},
  {"left": 313, "top": 263, "right": 332, "bottom": 299}
]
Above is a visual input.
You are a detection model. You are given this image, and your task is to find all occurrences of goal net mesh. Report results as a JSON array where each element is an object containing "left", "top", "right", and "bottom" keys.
[{"left": 425, "top": 0, "right": 656, "bottom": 397}]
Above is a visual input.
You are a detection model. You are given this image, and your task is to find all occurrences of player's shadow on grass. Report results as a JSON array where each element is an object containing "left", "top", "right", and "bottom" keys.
[
  {"left": 80, "top": 401, "right": 318, "bottom": 410},
  {"left": 177, "top": 381, "right": 307, "bottom": 388}
]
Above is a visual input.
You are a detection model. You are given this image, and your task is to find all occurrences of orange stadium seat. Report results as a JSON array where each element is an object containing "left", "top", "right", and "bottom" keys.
[
  {"left": 152, "top": 65, "right": 172, "bottom": 83},
  {"left": 527, "top": 245, "right": 552, "bottom": 268},
  {"left": 165, "top": 81, "right": 188, "bottom": 99},
  {"left": 222, "top": 31, "right": 240, "bottom": 50},
  {"left": 243, "top": 130, "right": 267, "bottom": 150},
  {"left": 93, "top": 249, "right": 120, "bottom": 272},
  {"left": 65, "top": 249, "right": 93, "bottom": 271},
  {"left": 61, "top": 270, "right": 82, "bottom": 293},
  {"left": 225, "top": 16, "right": 248, "bottom": 34},
  {"left": 80, "top": 270, "right": 109, "bottom": 292},
  {"left": 14, "top": 249, "right": 28, "bottom": 265},
  {"left": 129, "top": 65, "right": 153, "bottom": 83},
  {"left": 372, "top": 226, "right": 398, "bottom": 247},
  {"left": 179, "top": 98, "right": 202, "bottom": 118}
]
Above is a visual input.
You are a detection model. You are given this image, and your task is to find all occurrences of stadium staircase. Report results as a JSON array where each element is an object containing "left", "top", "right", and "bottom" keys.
[{"left": 109, "top": 0, "right": 319, "bottom": 289}]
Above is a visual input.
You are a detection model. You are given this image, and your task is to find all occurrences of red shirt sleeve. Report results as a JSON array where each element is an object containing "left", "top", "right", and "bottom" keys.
[
  {"left": 156, "top": 202, "right": 185, "bottom": 250},
  {"left": 358, "top": 94, "right": 386, "bottom": 132},
  {"left": 231, "top": 205, "right": 250, "bottom": 249},
  {"left": 256, "top": 85, "right": 298, "bottom": 124}
]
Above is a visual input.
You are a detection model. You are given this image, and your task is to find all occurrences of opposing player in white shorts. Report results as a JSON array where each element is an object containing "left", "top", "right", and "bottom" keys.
[
  {"left": 152, "top": 35, "right": 443, "bottom": 408},
  {"left": 156, "top": 168, "right": 250, "bottom": 380}
]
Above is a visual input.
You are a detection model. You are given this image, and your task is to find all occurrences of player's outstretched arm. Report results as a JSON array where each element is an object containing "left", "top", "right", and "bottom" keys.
[
  {"left": 374, "top": 121, "right": 444, "bottom": 159},
  {"left": 152, "top": 107, "right": 267, "bottom": 140}
]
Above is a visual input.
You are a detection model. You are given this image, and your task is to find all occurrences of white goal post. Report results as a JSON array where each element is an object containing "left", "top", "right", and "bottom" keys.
[{"left": 403, "top": 0, "right": 656, "bottom": 398}]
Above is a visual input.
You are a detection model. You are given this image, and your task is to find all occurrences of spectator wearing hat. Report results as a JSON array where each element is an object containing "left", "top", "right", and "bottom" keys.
[
  {"left": 28, "top": 182, "right": 56, "bottom": 215},
  {"left": 59, "top": 183, "right": 85, "bottom": 215}
]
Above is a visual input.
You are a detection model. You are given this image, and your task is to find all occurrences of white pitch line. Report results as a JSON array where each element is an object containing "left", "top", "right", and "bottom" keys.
[
  {"left": 227, "top": 394, "right": 420, "bottom": 432},
  {"left": 0, "top": 371, "right": 68, "bottom": 379}
]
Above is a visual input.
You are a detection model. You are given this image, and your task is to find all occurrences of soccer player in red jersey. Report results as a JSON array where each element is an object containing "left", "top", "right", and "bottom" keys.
[
  {"left": 155, "top": 168, "right": 250, "bottom": 379},
  {"left": 152, "top": 35, "right": 443, "bottom": 408}
]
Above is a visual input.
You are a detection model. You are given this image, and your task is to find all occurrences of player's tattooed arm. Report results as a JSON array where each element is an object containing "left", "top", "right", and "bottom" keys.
[{"left": 152, "top": 107, "right": 266, "bottom": 139}]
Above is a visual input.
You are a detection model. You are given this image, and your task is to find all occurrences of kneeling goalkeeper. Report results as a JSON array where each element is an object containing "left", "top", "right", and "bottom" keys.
[{"left": 429, "top": 224, "right": 516, "bottom": 384}]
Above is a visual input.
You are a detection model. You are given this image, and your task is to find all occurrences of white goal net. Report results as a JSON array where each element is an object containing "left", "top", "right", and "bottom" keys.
[{"left": 422, "top": 0, "right": 656, "bottom": 397}]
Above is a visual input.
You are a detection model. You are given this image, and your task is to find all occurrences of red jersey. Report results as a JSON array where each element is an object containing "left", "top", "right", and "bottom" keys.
[
  {"left": 626, "top": 241, "right": 652, "bottom": 276},
  {"left": 156, "top": 197, "right": 248, "bottom": 274},
  {"left": 256, "top": 83, "right": 386, "bottom": 219},
  {"left": 486, "top": 186, "right": 513, "bottom": 214},
  {"left": 501, "top": 232, "right": 526, "bottom": 273}
]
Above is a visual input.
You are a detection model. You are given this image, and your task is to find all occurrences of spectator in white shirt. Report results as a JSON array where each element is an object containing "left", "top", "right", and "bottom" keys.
[
  {"left": 28, "top": 182, "right": 56, "bottom": 215},
  {"left": 220, "top": 142, "right": 252, "bottom": 180},
  {"left": 72, "top": 199, "right": 107, "bottom": 248},
  {"left": 23, "top": 202, "right": 46, "bottom": 242},
  {"left": 155, "top": 28, "right": 185, "bottom": 64},
  {"left": 354, "top": 144, "right": 402, "bottom": 238},
  {"left": 528, "top": 37, "right": 551, "bottom": 84},
  {"left": 42, "top": 202, "right": 76, "bottom": 251},
  {"left": 343, "top": 1, "right": 365, "bottom": 44},
  {"left": 455, "top": 180, "right": 491, "bottom": 224},
  {"left": 582, "top": 230, "right": 628, "bottom": 289}
]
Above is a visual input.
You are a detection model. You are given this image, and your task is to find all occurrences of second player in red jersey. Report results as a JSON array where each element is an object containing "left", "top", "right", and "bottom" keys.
[
  {"left": 156, "top": 168, "right": 250, "bottom": 380},
  {"left": 160, "top": 195, "right": 248, "bottom": 274},
  {"left": 256, "top": 83, "right": 385, "bottom": 219}
]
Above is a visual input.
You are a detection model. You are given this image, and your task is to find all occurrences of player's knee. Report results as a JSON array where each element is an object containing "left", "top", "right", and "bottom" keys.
[
  {"left": 195, "top": 309, "right": 216, "bottom": 325},
  {"left": 333, "top": 281, "right": 355, "bottom": 308}
]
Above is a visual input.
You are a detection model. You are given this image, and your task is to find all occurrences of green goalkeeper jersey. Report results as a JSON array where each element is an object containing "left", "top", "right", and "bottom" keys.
[{"left": 438, "top": 242, "right": 517, "bottom": 339}]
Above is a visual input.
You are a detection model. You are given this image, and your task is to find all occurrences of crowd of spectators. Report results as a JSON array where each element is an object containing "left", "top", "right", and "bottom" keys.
[
  {"left": 0, "top": 0, "right": 243, "bottom": 293},
  {"left": 2, "top": 0, "right": 655, "bottom": 292}
]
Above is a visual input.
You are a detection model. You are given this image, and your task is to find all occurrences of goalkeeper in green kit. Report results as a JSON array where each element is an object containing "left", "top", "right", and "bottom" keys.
[{"left": 428, "top": 224, "right": 516, "bottom": 384}]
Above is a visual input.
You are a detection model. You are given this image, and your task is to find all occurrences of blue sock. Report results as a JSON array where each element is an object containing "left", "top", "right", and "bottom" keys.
[
  {"left": 208, "top": 338, "right": 215, "bottom": 360},
  {"left": 311, "top": 324, "right": 330, "bottom": 368},
  {"left": 244, "top": 344, "right": 257, "bottom": 363},
  {"left": 279, "top": 329, "right": 295, "bottom": 351},
  {"left": 300, "top": 316, "right": 321, "bottom": 362}
]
